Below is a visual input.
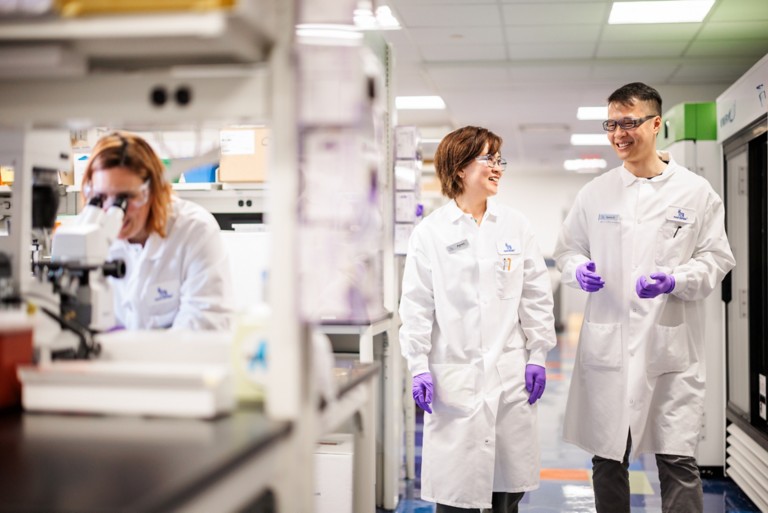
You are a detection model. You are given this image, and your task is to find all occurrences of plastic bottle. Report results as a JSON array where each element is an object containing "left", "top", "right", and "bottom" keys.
[{"left": 230, "top": 271, "right": 271, "bottom": 404}]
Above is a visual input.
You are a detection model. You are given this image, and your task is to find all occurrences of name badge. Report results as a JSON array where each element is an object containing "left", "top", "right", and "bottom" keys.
[
  {"left": 447, "top": 239, "right": 470, "bottom": 254},
  {"left": 497, "top": 240, "right": 521, "bottom": 255},
  {"left": 598, "top": 213, "right": 621, "bottom": 223},
  {"left": 666, "top": 206, "right": 695, "bottom": 224}
]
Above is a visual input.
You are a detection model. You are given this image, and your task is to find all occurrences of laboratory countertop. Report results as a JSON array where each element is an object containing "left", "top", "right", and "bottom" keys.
[{"left": 0, "top": 406, "right": 292, "bottom": 513}]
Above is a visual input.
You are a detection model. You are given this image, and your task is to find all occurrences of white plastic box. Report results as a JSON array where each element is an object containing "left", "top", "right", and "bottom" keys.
[{"left": 314, "top": 434, "right": 354, "bottom": 513}]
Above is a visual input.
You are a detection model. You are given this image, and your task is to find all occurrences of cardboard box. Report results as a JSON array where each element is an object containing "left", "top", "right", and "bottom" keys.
[
  {"left": 314, "top": 434, "right": 353, "bottom": 513},
  {"left": 218, "top": 127, "right": 270, "bottom": 183}
]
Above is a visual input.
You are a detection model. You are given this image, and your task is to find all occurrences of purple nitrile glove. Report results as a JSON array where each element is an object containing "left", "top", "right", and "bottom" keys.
[
  {"left": 412, "top": 372, "right": 433, "bottom": 414},
  {"left": 636, "top": 272, "right": 675, "bottom": 299},
  {"left": 525, "top": 364, "right": 546, "bottom": 405},
  {"left": 575, "top": 261, "right": 605, "bottom": 292}
]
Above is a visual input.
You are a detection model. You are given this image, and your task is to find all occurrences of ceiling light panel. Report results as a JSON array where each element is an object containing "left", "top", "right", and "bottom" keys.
[
  {"left": 608, "top": 1, "right": 715, "bottom": 25},
  {"left": 396, "top": 96, "right": 446, "bottom": 110},
  {"left": 571, "top": 134, "right": 610, "bottom": 146}
]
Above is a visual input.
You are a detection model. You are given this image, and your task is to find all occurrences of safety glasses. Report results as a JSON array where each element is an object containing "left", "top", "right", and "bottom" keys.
[
  {"left": 475, "top": 154, "right": 507, "bottom": 171},
  {"left": 602, "top": 115, "right": 657, "bottom": 132},
  {"left": 84, "top": 180, "right": 150, "bottom": 210}
]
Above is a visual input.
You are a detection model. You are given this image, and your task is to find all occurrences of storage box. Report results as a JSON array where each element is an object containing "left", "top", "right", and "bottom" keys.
[
  {"left": 315, "top": 434, "right": 353, "bottom": 513},
  {"left": 218, "top": 127, "right": 270, "bottom": 183}
]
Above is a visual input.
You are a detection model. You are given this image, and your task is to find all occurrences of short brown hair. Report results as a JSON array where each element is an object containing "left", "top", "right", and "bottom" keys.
[
  {"left": 434, "top": 126, "right": 502, "bottom": 199},
  {"left": 82, "top": 131, "right": 173, "bottom": 238}
]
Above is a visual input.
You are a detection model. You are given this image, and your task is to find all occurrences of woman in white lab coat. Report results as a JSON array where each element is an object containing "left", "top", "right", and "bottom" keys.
[
  {"left": 81, "top": 131, "right": 233, "bottom": 330},
  {"left": 399, "top": 126, "right": 556, "bottom": 512}
]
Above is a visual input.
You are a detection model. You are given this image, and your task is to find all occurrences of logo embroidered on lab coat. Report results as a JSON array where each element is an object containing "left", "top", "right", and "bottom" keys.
[
  {"left": 154, "top": 287, "right": 174, "bottom": 302},
  {"left": 666, "top": 206, "right": 695, "bottom": 224},
  {"left": 497, "top": 240, "right": 521, "bottom": 255}
]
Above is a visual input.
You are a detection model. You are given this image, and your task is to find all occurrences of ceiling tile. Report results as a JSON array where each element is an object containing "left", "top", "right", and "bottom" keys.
[
  {"left": 507, "top": 63, "right": 593, "bottom": 82},
  {"left": 707, "top": 0, "right": 768, "bottom": 22},
  {"left": 501, "top": 2, "right": 610, "bottom": 25},
  {"left": 420, "top": 43, "right": 508, "bottom": 61},
  {"left": 600, "top": 23, "right": 700, "bottom": 42},
  {"left": 426, "top": 65, "right": 514, "bottom": 89},
  {"left": 589, "top": 62, "right": 679, "bottom": 83},
  {"left": 508, "top": 42, "right": 595, "bottom": 60},
  {"left": 685, "top": 40, "right": 768, "bottom": 58},
  {"left": 697, "top": 21, "right": 768, "bottom": 40},
  {"left": 504, "top": 24, "right": 602, "bottom": 43},
  {"left": 393, "top": 4, "right": 502, "bottom": 27},
  {"left": 408, "top": 26, "right": 506, "bottom": 45},
  {"left": 668, "top": 60, "right": 758, "bottom": 84},
  {"left": 596, "top": 41, "right": 688, "bottom": 59}
]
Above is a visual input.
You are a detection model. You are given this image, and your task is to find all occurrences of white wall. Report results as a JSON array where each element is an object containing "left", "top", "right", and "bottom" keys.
[{"left": 495, "top": 171, "right": 594, "bottom": 258}]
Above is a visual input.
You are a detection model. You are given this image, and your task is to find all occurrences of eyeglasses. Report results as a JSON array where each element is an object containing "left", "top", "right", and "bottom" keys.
[
  {"left": 84, "top": 180, "right": 150, "bottom": 210},
  {"left": 602, "top": 115, "right": 657, "bottom": 132},
  {"left": 475, "top": 155, "right": 507, "bottom": 171}
]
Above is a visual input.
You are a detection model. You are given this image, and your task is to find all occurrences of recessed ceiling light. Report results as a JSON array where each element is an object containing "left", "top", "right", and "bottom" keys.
[
  {"left": 396, "top": 96, "right": 446, "bottom": 110},
  {"left": 577, "top": 106, "right": 608, "bottom": 120},
  {"left": 564, "top": 158, "right": 607, "bottom": 172},
  {"left": 608, "top": 0, "right": 715, "bottom": 24},
  {"left": 571, "top": 134, "right": 610, "bottom": 146}
]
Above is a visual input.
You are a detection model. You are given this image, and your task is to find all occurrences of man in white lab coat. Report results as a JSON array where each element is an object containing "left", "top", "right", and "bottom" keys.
[
  {"left": 400, "top": 126, "right": 556, "bottom": 512},
  {"left": 554, "top": 82, "right": 735, "bottom": 513},
  {"left": 82, "top": 132, "right": 233, "bottom": 330}
]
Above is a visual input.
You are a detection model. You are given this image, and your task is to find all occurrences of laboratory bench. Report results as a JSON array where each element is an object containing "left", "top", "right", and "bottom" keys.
[
  {"left": 0, "top": 361, "right": 380, "bottom": 513},
  {"left": 0, "top": 406, "right": 293, "bottom": 513}
]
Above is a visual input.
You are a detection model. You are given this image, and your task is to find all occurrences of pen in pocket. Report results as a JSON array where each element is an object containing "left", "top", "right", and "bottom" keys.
[{"left": 673, "top": 225, "right": 681, "bottom": 238}]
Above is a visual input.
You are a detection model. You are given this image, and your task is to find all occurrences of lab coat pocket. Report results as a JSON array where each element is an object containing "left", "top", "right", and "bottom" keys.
[
  {"left": 647, "top": 324, "right": 689, "bottom": 376},
  {"left": 495, "top": 258, "right": 523, "bottom": 300},
  {"left": 655, "top": 221, "right": 694, "bottom": 267},
  {"left": 146, "top": 279, "right": 181, "bottom": 329},
  {"left": 497, "top": 350, "right": 528, "bottom": 405},
  {"left": 580, "top": 320, "right": 622, "bottom": 370},
  {"left": 431, "top": 363, "right": 477, "bottom": 414}
]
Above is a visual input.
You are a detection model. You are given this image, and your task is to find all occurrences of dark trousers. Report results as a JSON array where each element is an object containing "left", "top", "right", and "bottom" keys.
[
  {"left": 592, "top": 432, "right": 703, "bottom": 513},
  {"left": 435, "top": 491, "right": 525, "bottom": 513}
]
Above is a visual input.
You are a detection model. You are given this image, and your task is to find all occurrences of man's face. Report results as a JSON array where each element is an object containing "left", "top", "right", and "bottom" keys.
[{"left": 606, "top": 100, "right": 660, "bottom": 166}]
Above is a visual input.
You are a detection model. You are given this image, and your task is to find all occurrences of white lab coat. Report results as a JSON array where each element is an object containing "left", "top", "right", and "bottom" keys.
[
  {"left": 399, "top": 199, "right": 556, "bottom": 509},
  {"left": 108, "top": 196, "right": 233, "bottom": 331},
  {"left": 554, "top": 155, "right": 735, "bottom": 462}
]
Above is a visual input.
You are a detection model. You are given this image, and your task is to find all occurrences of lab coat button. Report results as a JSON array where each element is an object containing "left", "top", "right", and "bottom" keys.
[
  {"left": 629, "top": 399, "right": 635, "bottom": 405},
  {"left": 629, "top": 350, "right": 634, "bottom": 357}
]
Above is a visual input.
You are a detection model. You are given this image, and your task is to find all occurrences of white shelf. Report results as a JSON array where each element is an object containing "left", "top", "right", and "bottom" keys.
[{"left": 0, "top": 2, "right": 277, "bottom": 68}]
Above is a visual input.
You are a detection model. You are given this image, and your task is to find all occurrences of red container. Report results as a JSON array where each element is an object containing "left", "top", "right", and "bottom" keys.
[{"left": 0, "top": 315, "right": 33, "bottom": 408}]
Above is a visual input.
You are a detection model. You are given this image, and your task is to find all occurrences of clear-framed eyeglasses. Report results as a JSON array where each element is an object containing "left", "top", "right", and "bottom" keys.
[
  {"left": 83, "top": 180, "right": 150, "bottom": 210},
  {"left": 602, "top": 115, "right": 657, "bottom": 132},
  {"left": 475, "top": 154, "right": 507, "bottom": 171}
]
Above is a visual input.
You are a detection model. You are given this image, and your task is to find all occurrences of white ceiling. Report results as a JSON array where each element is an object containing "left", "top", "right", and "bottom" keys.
[{"left": 382, "top": 0, "right": 768, "bottom": 174}]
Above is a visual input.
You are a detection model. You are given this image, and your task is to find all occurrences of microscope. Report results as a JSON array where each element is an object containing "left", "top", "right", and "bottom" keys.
[{"left": 1, "top": 166, "right": 126, "bottom": 361}]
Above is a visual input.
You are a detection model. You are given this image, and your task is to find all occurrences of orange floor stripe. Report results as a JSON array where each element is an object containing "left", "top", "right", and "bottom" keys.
[{"left": 540, "top": 468, "right": 590, "bottom": 481}]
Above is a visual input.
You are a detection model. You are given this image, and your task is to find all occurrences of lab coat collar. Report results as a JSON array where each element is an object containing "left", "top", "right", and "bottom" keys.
[
  {"left": 619, "top": 151, "right": 678, "bottom": 187},
  {"left": 446, "top": 198, "right": 499, "bottom": 223}
]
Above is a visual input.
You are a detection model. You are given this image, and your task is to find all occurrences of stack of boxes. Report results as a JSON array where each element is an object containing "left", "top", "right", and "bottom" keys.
[{"left": 393, "top": 126, "right": 423, "bottom": 255}]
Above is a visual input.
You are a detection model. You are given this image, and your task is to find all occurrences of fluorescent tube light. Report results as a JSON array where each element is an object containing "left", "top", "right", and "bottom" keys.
[
  {"left": 295, "top": 24, "right": 364, "bottom": 43},
  {"left": 609, "top": 0, "right": 715, "bottom": 24},
  {"left": 564, "top": 158, "right": 607, "bottom": 172},
  {"left": 577, "top": 106, "right": 608, "bottom": 120},
  {"left": 570, "top": 134, "right": 610, "bottom": 146},
  {"left": 354, "top": 5, "right": 401, "bottom": 30},
  {"left": 396, "top": 96, "right": 446, "bottom": 110}
]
